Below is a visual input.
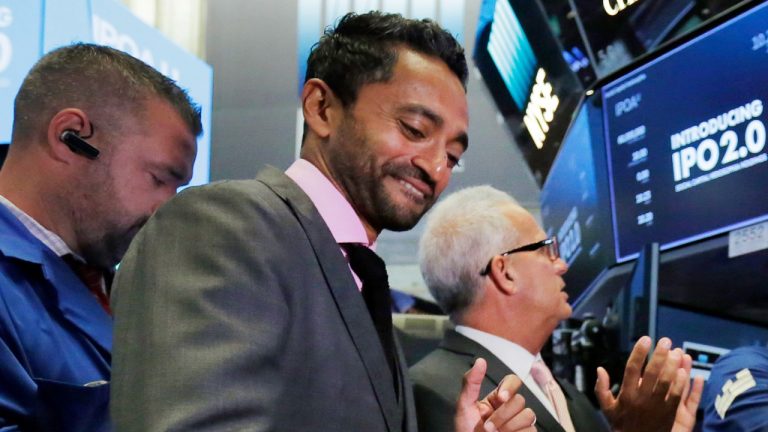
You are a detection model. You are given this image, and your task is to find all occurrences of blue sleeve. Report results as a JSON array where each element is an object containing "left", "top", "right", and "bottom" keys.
[{"left": 701, "top": 346, "right": 768, "bottom": 432}]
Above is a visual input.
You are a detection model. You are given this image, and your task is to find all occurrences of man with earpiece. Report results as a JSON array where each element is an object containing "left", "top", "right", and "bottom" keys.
[{"left": 0, "top": 43, "right": 202, "bottom": 431}]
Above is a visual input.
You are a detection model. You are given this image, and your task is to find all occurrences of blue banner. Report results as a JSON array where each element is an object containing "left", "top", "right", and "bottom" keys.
[
  {"left": 43, "top": 0, "right": 91, "bottom": 52},
  {"left": 1, "top": 0, "right": 213, "bottom": 186},
  {"left": 90, "top": 0, "right": 212, "bottom": 186},
  {"left": 0, "top": 1, "right": 43, "bottom": 143}
]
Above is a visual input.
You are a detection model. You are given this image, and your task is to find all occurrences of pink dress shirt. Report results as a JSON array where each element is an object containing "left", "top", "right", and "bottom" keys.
[{"left": 285, "top": 159, "right": 374, "bottom": 290}]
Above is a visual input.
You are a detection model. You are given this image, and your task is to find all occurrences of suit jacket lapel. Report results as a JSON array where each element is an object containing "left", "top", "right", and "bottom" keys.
[
  {"left": 441, "top": 330, "right": 565, "bottom": 432},
  {"left": 396, "top": 334, "right": 417, "bottom": 432},
  {"left": 558, "top": 377, "right": 602, "bottom": 431},
  {"left": 257, "top": 168, "right": 401, "bottom": 432}
]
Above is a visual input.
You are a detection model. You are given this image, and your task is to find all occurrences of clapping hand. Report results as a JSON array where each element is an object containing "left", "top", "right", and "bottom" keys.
[
  {"left": 595, "top": 336, "right": 704, "bottom": 432},
  {"left": 455, "top": 358, "right": 537, "bottom": 432}
]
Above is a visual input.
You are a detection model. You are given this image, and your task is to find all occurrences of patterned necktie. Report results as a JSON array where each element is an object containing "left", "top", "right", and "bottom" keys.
[
  {"left": 63, "top": 255, "right": 112, "bottom": 315},
  {"left": 530, "top": 360, "right": 576, "bottom": 432},
  {"left": 342, "top": 243, "right": 398, "bottom": 396}
]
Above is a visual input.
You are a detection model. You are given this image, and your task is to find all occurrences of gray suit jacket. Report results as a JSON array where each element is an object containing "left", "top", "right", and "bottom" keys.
[
  {"left": 409, "top": 330, "right": 608, "bottom": 432},
  {"left": 111, "top": 168, "right": 416, "bottom": 431}
]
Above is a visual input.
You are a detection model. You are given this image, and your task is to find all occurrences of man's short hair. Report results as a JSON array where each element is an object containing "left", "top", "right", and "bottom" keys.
[
  {"left": 305, "top": 11, "right": 468, "bottom": 108},
  {"left": 12, "top": 43, "right": 202, "bottom": 144},
  {"left": 419, "top": 186, "right": 522, "bottom": 320}
]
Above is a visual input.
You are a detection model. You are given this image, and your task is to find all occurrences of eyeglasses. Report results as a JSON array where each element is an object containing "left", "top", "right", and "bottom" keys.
[{"left": 479, "top": 236, "right": 559, "bottom": 276}]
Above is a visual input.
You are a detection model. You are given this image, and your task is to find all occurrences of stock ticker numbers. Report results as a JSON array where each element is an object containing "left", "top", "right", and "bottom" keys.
[
  {"left": 613, "top": 93, "right": 654, "bottom": 229},
  {"left": 630, "top": 145, "right": 653, "bottom": 227},
  {"left": 729, "top": 220, "right": 768, "bottom": 258}
]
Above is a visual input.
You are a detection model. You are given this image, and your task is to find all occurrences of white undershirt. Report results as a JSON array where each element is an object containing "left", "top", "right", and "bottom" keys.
[{"left": 0, "top": 195, "right": 73, "bottom": 257}]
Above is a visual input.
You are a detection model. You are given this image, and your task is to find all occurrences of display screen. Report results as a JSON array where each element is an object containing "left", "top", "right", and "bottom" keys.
[
  {"left": 659, "top": 304, "right": 768, "bottom": 379},
  {"left": 610, "top": 242, "right": 658, "bottom": 353},
  {"left": 540, "top": 97, "right": 614, "bottom": 300},
  {"left": 474, "top": 0, "right": 583, "bottom": 184},
  {"left": 603, "top": 1, "right": 768, "bottom": 261},
  {"left": 569, "top": 0, "right": 695, "bottom": 78}
]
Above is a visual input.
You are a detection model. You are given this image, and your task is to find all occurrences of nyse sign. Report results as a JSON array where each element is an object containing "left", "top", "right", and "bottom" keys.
[
  {"left": 523, "top": 68, "right": 559, "bottom": 149},
  {"left": 604, "top": 0, "right": 641, "bottom": 16}
]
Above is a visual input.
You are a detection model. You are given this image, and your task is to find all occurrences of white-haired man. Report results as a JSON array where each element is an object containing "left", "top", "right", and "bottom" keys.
[{"left": 411, "top": 185, "right": 703, "bottom": 432}]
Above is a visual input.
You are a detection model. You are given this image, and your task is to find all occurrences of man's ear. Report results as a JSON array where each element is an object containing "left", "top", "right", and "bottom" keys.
[
  {"left": 301, "top": 78, "right": 341, "bottom": 140},
  {"left": 488, "top": 255, "right": 517, "bottom": 296},
  {"left": 46, "top": 108, "right": 92, "bottom": 162}
]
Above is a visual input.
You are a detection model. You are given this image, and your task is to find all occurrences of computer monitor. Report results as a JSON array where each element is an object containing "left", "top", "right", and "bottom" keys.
[
  {"left": 473, "top": 0, "right": 583, "bottom": 183},
  {"left": 540, "top": 94, "right": 615, "bottom": 302},
  {"left": 560, "top": 242, "right": 659, "bottom": 395},
  {"left": 604, "top": 242, "right": 659, "bottom": 355},
  {"left": 658, "top": 304, "right": 768, "bottom": 380},
  {"left": 601, "top": 0, "right": 768, "bottom": 262}
]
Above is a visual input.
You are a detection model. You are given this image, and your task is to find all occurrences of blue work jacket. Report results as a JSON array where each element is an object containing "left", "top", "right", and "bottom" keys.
[
  {"left": 701, "top": 346, "right": 768, "bottom": 432},
  {"left": 0, "top": 204, "right": 112, "bottom": 431}
]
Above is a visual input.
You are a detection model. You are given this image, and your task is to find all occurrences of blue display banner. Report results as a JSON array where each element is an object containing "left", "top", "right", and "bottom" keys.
[
  {"left": 2, "top": 0, "right": 212, "bottom": 186},
  {"left": 43, "top": 0, "right": 91, "bottom": 52},
  {"left": 90, "top": 0, "right": 212, "bottom": 186},
  {"left": 0, "top": 1, "right": 43, "bottom": 143}
]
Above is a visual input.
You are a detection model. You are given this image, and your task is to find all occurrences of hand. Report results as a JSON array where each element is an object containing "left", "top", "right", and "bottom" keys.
[
  {"left": 595, "top": 336, "right": 692, "bottom": 432},
  {"left": 455, "top": 358, "right": 537, "bottom": 432},
  {"left": 671, "top": 353, "right": 705, "bottom": 432}
]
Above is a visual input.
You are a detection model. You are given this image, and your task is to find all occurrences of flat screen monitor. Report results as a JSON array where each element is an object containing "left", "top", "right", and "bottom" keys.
[
  {"left": 627, "top": 0, "right": 696, "bottom": 51},
  {"left": 576, "top": 242, "right": 659, "bottom": 390},
  {"left": 540, "top": 95, "right": 615, "bottom": 301},
  {"left": 658, "top": 304, "right": 768, "bottom": 380},
  {"left": 474, "top": 0, "right": 583, "bottom": 184},
  {"left": 604, "top": 242, "right": 659, "bottom": 354},
  {"left": 601, "top": 1, "right": 768, "bottom": 261}
]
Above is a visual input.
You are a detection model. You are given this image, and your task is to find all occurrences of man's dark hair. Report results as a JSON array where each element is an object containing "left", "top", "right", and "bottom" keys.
[
  {"left": 12, "top": 43, "right": 202, "bottom": 144},
  {"left": 305, "top": 11, "right": 468, "bottom": 108}
]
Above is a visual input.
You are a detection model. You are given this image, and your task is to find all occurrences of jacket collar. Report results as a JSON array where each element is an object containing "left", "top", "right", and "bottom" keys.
[{"left": 0, "top": 204, "right": 112, "bottom": 354}]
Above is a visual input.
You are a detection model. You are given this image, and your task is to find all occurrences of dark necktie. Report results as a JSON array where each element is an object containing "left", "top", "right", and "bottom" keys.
[
  {"left": 342, "top": 243, "right": 399, "bottom": 395},
  {"left": 63, "top": 255, "right": 112, "bottom": 315}
]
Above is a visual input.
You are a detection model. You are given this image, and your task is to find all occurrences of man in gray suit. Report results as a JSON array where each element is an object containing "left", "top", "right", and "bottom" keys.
[
  {"left": 111, "top": 12, "right": 537, "bottom": 432},
  {"left": 412, "top": 185, "right": 704, "bottom": 432}
]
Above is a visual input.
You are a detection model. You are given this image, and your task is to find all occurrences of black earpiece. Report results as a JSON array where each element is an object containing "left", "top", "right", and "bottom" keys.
[{"left": 60, "top": 130, "right": 100, "bottom": 160}]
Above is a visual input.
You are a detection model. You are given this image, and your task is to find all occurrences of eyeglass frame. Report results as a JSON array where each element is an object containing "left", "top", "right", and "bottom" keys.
[{"left": 479, "top": 236, "right": 560, "bottom": 276}]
